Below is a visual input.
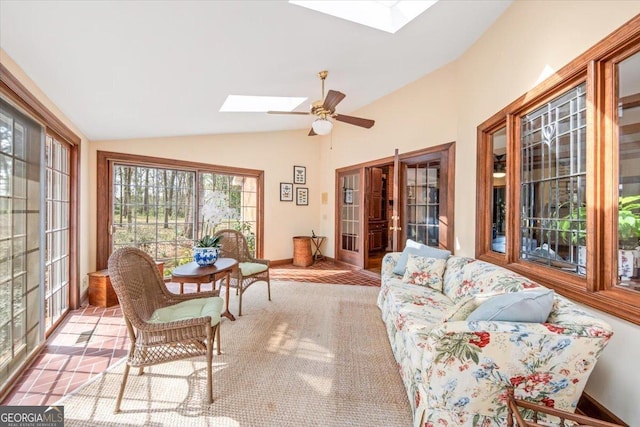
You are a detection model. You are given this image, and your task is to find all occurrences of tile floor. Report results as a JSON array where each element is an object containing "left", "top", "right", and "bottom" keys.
[{"left": 1, "top": 261, "right": 380, "bottom": 406}]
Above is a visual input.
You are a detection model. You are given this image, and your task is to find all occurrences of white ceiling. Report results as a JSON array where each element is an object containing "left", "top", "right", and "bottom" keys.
[{"left": 0, "top": 0, "right": 511, "bottom": 141}]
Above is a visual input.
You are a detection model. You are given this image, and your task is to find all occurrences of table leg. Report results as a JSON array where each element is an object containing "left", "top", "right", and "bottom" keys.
[
  {"left": 179, "top": 282, "right": 184, "bottom": 294},
  {"left": 220, "top": 271, "right": 236, "bottom": 321}
]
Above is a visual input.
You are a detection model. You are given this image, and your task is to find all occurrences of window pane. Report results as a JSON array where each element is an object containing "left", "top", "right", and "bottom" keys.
[
  {"left": 617, "top": 52, "right": 640, "bottom": 292},
  {"left": 406, "top": 162, "right": 440, "bottom": 247},
  {"left": 491, "top": 127, "right": 507, "bottom": 253},
  {"left": 341, "top": 173, "right": 360, "bottom": 252},
  {"left": 0, "top": 97, "right": 43, "bottom": 390},
  {"left": 520, "top": 83, "right": 587, "bottom": 274}
]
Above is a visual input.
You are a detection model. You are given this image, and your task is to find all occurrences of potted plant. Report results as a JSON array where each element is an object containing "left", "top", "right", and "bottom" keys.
[
  {"left": 618, "top": 195, "right": 640, "bottom": 249},
  {"left": 193, "top": 234, "right": 222, "bottom": 266},
  {"left": 559, "top": 196, "right": 640, "bottom": 277}
]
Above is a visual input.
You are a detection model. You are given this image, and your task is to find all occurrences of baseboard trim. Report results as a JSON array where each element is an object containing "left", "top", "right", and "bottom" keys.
[{"left": 577, "top": 392, "right": 628, "bottom": 426}]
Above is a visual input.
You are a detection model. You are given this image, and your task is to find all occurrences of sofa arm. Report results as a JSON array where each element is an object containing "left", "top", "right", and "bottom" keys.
[{"left": 420, "top": 320, "right": 612, "bottom": 420}]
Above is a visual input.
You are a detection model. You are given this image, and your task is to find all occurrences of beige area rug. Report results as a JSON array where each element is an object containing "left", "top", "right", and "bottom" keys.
[{"left": 58, "top": 281, "right": 412, "bottom": 426}]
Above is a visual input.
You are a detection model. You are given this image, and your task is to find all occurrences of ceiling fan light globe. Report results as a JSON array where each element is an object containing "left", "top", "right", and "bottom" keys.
[{"left": 312, "top": 118, "right": 333, "bottom": 135}]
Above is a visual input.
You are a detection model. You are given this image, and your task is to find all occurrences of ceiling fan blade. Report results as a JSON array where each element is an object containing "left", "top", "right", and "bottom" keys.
[
  {"left": 267, "top": 111, "right": 310, "bottom": 115},
  {"left": 323, "top": 90, "right": 346, "bottom": 111},
  {"left": 308, "top": 128, "right": 317, "bottom": 136},
  {"left": 334, "top": 114, "right": 375, "bottom": 129}
]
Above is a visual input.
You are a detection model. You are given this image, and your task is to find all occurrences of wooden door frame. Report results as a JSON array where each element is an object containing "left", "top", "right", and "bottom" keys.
[
  {"left": 334, "top": 141, "right": 455, "bottom": 268},
  {"left": 397, "top": 142, "right": 456, "bottom": 252}
]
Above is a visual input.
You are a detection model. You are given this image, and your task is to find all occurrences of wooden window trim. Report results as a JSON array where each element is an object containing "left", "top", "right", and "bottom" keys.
[
  {"left": 476, "top": 14, "right": 640, "bottom": 325},
  {"left": 96, "top": 150, "right": 265, "bottom": 270},
  {"left": 1, "top": 67, "right": 81, "bottom": 312}
]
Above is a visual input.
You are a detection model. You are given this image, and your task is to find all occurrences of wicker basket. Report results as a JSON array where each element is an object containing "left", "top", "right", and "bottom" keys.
[{"left": 293, "top": 236, "right": 313, "bottom": 267}]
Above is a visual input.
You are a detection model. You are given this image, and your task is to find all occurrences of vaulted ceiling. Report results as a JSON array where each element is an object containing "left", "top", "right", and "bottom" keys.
[{"left": 0, "top": 1, "right": 512, "bottom": 140}]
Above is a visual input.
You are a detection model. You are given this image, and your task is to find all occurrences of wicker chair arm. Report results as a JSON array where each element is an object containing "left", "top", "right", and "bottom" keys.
[{"left": 251, "top": 258, "right": 270, "bottom": 266}]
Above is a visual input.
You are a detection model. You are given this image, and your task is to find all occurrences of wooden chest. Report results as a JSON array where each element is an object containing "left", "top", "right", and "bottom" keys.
[
  {"left": 87, "top": 270, "right": 119, "bottom": 308},
  {"left": 87, "top": 262, "right": 164, "bottom": 308}
]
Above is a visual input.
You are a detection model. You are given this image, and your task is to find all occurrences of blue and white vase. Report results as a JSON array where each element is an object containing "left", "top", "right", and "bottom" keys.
[{"left": 193, "top": 247, "right": 219, "bottom": 266}]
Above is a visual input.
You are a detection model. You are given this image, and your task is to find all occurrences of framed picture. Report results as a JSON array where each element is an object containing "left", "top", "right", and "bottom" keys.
[
  {"left": 344, "top": 188, "right": 353, "bottom": 204},
  {"left": 296, "top": 187, "right": 309, "bottom": 206},
  {"left": 293, "top": 165, "right": 306, "bottom": 184},
  {"left": 280, "top": 182, "right": 293, "bottom": 201}
]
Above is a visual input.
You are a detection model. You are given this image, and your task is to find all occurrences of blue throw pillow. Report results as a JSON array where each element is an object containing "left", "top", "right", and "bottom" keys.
[
  {"left": 466, "top": 289, "right": 555, "bottom": 323},
  {"left": 392, "top": 239, "right": 451, "bottom": 275}
]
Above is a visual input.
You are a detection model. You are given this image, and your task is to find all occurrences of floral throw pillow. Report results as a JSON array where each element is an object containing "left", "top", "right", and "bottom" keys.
[{"left": 401, "top": 254, "right": 447, "bottom": 291}]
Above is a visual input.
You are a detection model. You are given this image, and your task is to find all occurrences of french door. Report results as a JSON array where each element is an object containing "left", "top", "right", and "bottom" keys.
[
  {"left": 44, "top": 136, "right": 72, "bottom": 332},
  {"left": 336, "top": 168, "right": 365, "bottom": 267},
  {"left": 399, "top": 145, "right": 454, "bottom": 250},
  {"left": 335, "top": 143, "right": 455, "bottom": 268}
]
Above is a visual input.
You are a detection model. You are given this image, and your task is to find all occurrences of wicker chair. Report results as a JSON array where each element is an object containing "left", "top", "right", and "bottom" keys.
[
  {"left": 107, "top": 247, "right": 224, "bottom": 412},
  {"left": 213, "top": 229, "right": 271, "bottom": 316}
]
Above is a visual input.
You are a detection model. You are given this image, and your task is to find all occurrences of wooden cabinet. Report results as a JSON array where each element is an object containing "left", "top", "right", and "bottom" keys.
[
  {"left": 88, "top": 270, "right": 119, "bottom": 308},
  {"left": 368, "top": 167, "right": 384, "bottom": 220},
  {"left": 368, "top": 220, "right": 388, "bottom": 252},
  {"left": 88, "top": 262, "right": 164, "bottom": 308}
]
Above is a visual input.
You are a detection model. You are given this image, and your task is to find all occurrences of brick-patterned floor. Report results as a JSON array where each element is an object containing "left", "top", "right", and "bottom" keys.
[{"left": 1, "top": 261, "right": 380, "bottom": 406}]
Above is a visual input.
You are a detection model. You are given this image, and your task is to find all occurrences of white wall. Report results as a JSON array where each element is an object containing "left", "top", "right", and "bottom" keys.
[
  {"left": 317, "top": 1, "right": 640, "bottom": 423},
  {"left": 89, "top": 131, "right": 322, "bottom": 269}
]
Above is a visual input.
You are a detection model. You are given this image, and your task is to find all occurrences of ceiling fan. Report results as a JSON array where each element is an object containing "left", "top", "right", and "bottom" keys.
[{"left": 267, "top": 70, "right": 375, "bottom": 136}]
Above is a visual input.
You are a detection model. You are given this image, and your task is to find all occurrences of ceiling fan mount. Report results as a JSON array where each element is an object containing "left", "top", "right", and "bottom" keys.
[{"left": 268, "top": 70, "right": 375, "bottom": 136}]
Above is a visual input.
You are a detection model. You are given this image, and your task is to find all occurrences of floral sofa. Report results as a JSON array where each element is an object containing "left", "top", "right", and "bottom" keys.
[{"left": 378, "top": 252, "right": 613, "bottom": 427}]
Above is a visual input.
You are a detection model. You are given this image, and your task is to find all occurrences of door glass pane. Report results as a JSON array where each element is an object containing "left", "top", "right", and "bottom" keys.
[
  {"left": 112, "top": 165, "right": 196, "bottom": 276},
  {"left": 341, "top": 173, "right": 360, "bottom": 252},
  {"left": 199, "top": 173, "right": 257, "bottom": 256},
  {"left": 0, "top": 97, "right": 43, "bottom": 387},
  {"left": 44, "top": 136, "right": 71, "bottom": 331},
  {"left": 406, "top": 161, "right": 440, "bottom": 246},
  {"left": 491, "top": 127, "right": 507, "bottom": 253},
  {"left": 617, "top": 52, "right": 640, "bottom": 292},
  {"left": 520, "top": 83, "right": 587, "bottom": 274},
  {"left": 112, "top": 165, "right": 260, "bottom": 276}
]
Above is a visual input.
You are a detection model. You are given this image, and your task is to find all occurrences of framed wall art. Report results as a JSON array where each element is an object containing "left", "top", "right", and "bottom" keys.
[
  {"left": 344, "top": 188, "right": 353, "bottom": 204},
  {"left": 280, "top": 182, "right": 293, "bottom": 201},
  {"left": 293, "top": 165, "right": 306, "bottom": 184},
  {"left": 296, "top": 187, "right": 309, "bottom": 206}
]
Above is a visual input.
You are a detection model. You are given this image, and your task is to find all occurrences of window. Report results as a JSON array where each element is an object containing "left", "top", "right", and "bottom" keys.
[
  {"left": 97, "top": 152, "right": 264, "bottom": 273},
  {"left": 1, "top": 65, "right": 80, "bottom": 396},
  {"left": 520, "top": 83, "right": 587, "bottom": 274},
  {"left": 0, "top": 97, "right": 44, "bottom": 384},
  {"left": 476, "top": 15, "right": 640, "bottom": 324}
]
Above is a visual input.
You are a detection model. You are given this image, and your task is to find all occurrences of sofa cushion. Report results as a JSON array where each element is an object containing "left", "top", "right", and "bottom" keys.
[
  {"left": 467, "top": 289, "right": 555, "bottom": 323},
  {"left": 392, "top": 239, "right": 451, "bottom": 275},
  {"left": 402, "top": 254, "right": 447, "bottom": 291},
  {"left": 379, "top": 279, "right": 454, "bottom": 335}
]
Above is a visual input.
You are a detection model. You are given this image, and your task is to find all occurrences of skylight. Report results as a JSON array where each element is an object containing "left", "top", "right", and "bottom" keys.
[
  {"left": 289, "top": 0, "right": 438, "bottom": 34},
  {"left": 219, "top": 95, "right": 307, "bottom": 112}
]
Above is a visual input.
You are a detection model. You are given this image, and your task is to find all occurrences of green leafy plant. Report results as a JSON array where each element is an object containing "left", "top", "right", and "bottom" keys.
[
  {"left": 618, "top": 195, "right": 640, "bottom": 248},
  {"left": 194, "top": 234, "right": 222, "bottom": 248},
  {"left": 559, "top": 195, "right": 640, "bottom": 248}
]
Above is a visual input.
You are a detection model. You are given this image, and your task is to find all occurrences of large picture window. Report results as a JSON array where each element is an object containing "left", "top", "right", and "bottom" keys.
[
  {"left": 476, "top": 15, "right": 640, "bottom": 324},
  {"left": 97, "top": 152, "right": 263, "bottom": 275}
]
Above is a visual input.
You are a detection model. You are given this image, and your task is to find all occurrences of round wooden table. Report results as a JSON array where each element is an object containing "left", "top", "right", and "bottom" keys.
[{"left": 171, "top": 258, "right": 238, "bottom": 321}]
